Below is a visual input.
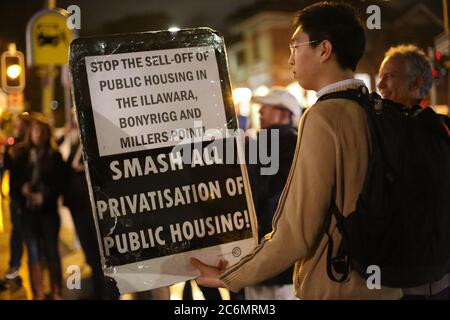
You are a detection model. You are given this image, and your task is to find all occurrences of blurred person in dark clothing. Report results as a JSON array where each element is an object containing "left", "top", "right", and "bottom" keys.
[
  {"left": 243, "top": 87, "right": 301, "bottom": 299},
  {"left": 61, "top": 111, "right": 110, "bottom": 299},
  {"left": 0, "top": 113, "right": 31, "bottom": 290},
  {"left": 378, "top": 44, "right": 450, "bottom": 300},
  {"left": 13, "top": 114, "right": 65, "bottom": 299}
]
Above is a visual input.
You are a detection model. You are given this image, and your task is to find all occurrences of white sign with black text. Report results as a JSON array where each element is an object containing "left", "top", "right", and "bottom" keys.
[{"left": 85, "top": 46, "right": 227, "bottom": 156}]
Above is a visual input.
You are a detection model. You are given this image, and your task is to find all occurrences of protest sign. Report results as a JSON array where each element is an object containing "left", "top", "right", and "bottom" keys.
[{"left": 69, "top": 28, "right": 258, "bottom": 294}]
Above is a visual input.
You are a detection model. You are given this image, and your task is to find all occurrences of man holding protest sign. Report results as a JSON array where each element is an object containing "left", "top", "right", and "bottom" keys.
[{"left": 191, "top": 1, "right": 403, "bottom": 300}]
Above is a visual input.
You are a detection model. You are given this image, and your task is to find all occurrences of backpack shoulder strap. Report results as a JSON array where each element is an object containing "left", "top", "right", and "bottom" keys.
[
  {"left": 317, "top": 85, "right": 369, "bottom": 104},
  {"left": 318, "top": 90, "right": 361, "bottom": 104},
  {"left": 325, "top": 201, "right": 351, "bottom": 283}
]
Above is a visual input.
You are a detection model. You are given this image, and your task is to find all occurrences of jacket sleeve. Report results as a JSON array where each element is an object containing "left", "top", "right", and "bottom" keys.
[
  {"left": 9, "top": 147, "right": 28, "bottom": 202},
  {"left": 42, "top": 151, "right": 66, "bottom": 205},
  {"left": 219, "top": 107, "right": 337, "bottom": 292}
]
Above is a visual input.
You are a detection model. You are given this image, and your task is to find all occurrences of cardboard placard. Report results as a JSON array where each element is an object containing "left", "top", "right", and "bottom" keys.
[{"left": 69, "top": 28, "right": 258, "bottom": 294}]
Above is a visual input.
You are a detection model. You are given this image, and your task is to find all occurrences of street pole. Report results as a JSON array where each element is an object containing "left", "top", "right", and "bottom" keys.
[
  {"left": 40, "top": 0, "right": 57, "bottom": 121},
  {"left": 47, "top": 0, "right": 56, "bottom": 9},
  {"left": 40, "top": 66, "right": 57, "bottom": 118},
  {"left": 61, "top": 65, "right": 72, "bottom": 128}
]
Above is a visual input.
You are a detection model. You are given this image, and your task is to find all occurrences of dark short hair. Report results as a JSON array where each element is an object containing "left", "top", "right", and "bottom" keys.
[{"left": 293, "top": 1, "right": 366, "bottom": 71}]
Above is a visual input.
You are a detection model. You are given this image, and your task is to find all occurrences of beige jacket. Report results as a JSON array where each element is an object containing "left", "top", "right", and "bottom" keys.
[{"left": 220, "top": 83, "right": 403, "bottom": 300}]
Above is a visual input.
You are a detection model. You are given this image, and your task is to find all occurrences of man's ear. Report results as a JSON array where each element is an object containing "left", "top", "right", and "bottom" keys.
[
  {"left": 409, "top": 75, "right": 422, "bottom": 96},
  {"left": 319, "top": 40, "right": 333, "bottom": 64}
]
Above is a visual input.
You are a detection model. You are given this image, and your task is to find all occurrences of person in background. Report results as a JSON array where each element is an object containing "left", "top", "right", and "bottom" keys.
[
  {"left": 61, "top": 111, "right": 110, "bottom": 299},
  {"left": 243, "top": 87, "right": 301, "bottom": 300},
  {"left": 378, "top": 44, "right": 449, "bottom": 133},
  {"left": 0, "top": 113, "right": 31, "bottom": 290},
  {"left": 14, "top": 114, "right": 65, "bottom": 299},
  {"left": 378, "top": 44, "right": 450, "bottom": 299}
]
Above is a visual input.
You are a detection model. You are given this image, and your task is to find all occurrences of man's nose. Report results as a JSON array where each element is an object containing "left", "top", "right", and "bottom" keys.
[{"left": 288, "top": 52, "right": 295, "bottom": 65}]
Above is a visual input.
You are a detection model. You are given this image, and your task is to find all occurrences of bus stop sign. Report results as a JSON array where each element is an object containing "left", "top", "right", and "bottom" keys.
[{"left": 26, "top": 8, "right": 73, "bottom": 66}]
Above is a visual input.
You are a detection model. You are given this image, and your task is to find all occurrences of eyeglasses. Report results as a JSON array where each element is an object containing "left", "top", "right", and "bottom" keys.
[{"left": 289, "top": 40, "right": 319, "bottom": 54}]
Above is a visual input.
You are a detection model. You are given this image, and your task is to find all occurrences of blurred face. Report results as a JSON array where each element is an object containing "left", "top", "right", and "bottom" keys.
[
  {"left": 13, "top": 119, "right": 29, "bottom": 141},
  {"left": 259, "top": 105, "right": 290, "bottom": 129},
  {"left": 288, "top": 27, "right": 320, "bottom": 91},
  {"left": 31, "top": 123, "right": 49, "bottom": 148},
  {"left": 378, "top": 56, "right": 419, "bottom": 106}
]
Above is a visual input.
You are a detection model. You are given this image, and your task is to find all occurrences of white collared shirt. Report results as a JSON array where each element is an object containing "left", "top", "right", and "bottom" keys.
[{"left": 316, "top": 79, "right": 366, "bottom": 99}]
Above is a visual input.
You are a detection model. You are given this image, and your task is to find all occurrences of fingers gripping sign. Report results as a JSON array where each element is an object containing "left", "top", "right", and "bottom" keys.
[{"left": 190, "top": 257, "right": 227, "bottom": 288}]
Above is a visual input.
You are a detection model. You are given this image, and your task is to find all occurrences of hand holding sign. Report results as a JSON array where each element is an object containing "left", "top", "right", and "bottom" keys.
[{"left": 190, "top": 257, "right": 226, "bottom": 288}]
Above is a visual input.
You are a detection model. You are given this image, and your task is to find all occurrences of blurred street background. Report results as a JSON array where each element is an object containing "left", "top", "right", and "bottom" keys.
[{"left": 0, "top": 0, "right": 449, "bottom": 300}]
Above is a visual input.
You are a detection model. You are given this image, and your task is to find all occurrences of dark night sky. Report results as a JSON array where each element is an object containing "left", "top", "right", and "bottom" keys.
[
  {"left": 0, "top": 0, "right": 444, "bottom": 51},
  {"left": 0, "top": 0, "right": 261, "bottom": 50},
  {"left": 58, "top": 0, "right": 261, "bottom": 31}
]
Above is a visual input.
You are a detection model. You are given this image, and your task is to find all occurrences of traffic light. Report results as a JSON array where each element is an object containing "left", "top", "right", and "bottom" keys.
[
  {"left": 1, "top": 44, "right": 25, "bottom": 93},
  {"left": 431, "top": 49, "right": 450, "bottom": 83},
  {"left": 432, "top": 50, "right": 444, "bottom": 80}
]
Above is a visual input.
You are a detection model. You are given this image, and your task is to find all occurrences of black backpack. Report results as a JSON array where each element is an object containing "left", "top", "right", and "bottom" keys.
[{"left": 318, "top": 86, "right": 450, "bottom": 288}]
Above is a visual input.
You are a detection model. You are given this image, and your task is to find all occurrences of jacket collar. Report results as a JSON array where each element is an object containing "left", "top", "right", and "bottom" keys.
[{"left": 316, "top": 79, "right": 366, "bottom": 99}]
